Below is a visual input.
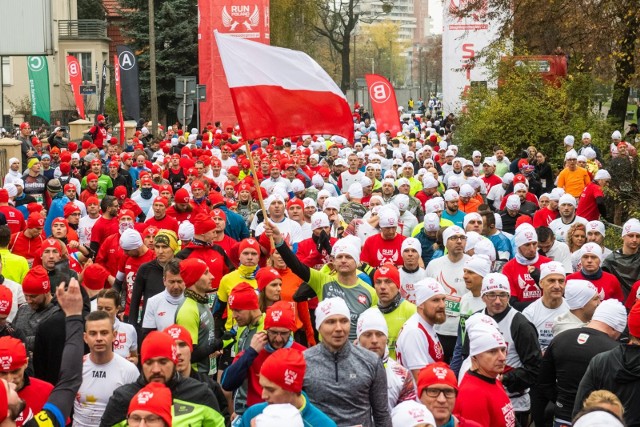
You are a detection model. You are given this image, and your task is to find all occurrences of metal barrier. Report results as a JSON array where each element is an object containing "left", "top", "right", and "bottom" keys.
[{"left": 58, "top": 20, "right": 108, "bottom": 39}]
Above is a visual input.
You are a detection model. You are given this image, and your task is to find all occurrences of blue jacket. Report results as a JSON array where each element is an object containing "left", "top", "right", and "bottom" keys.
[
  {"left": 236, "top": 392, "right": 337, "bottom": 427},
  {"left": 44, "top": 194, "right": 70, "bottom": 236},
  {"left": 219, "top": 205, "right": 250, "bottom": 241}
]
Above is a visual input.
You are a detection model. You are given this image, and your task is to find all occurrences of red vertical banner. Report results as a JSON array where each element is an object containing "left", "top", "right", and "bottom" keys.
[
  {"left": 199, "top": 0, "right": 270, "bottom": 129},
  {"left": 66, "top": 55, "right": 86, "bottom": 119},
  {"left": 365, "top": 74, "right": 401, "bottom": 136},
  {"left": 113, "top": 55, "right": 125, "bottom": 145}
]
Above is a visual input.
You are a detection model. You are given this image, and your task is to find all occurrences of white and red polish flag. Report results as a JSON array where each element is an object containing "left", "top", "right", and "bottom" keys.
[{"left": 214, "top": 31, "right": 353, "bottom": 141}]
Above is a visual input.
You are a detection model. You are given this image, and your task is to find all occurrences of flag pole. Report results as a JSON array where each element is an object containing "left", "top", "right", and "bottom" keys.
[{"left": 244, "top": 141, "right": 274, "bottom": 249}]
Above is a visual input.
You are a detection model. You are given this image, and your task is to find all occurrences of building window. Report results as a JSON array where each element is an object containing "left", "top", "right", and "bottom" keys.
[
  {"left": 1, "top": 57, "right": 11, "bottom": 86},
  {"left": 68, "top": 52, "right": 93, "bottom": 83}
]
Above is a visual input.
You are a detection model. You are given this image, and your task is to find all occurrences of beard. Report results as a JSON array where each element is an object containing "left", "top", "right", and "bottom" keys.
[
  {"left": 9, "top": 400, "right": 26, "bottom": 421},
  {"left": 425, "top": 309, "right": 447, "bottom": 325}
]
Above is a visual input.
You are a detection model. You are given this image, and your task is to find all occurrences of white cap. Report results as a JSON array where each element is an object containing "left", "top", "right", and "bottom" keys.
[
  {"left": 622, "top": 219, "right": 640, "bottom": 237},
  {"left": 573, "top": 410, "right": 624, "bottom": 427},
  {"left": 448, "top": 175, "right": 462, "bottom": 188},
  {"left": 178, "top": 220, "right": 194, "bottom": 241},
  {"left": 472, "top": 150, "right": 481, "bottom": 158},
  {"left": 493, "top": 213, "right": 503, "bottom": 230},
  {"left": 506, "top": 194, "right": 521, "bottom": 211},
  {"left": 502, "top": 173, "right": 514, "bottom": 185},
  {"left": 402, "top": 237, "right": 422, "bottom": 257},
  {"left": 315, "top": 297, "right": 351, "bottom": 329},
  {"left": 3, "top": 183, "right": 17, "bottom": 198},
  {"left": 565, "top": 149, "right": 578, "bottom": 160},
  {"left": 423, "top": 175, "right": 438, "bottom": 189},
  {"left": 474, "top": 239, "right": 497, "bottom": 262},
  {"left": 582, "top": 132, "right": 592, "bottom": 140},
  {"left": 580, "top": 242, "right": 604, "bottom": 262},
  {"left": 414, "top": 278, "right": 447, "bottom": 306},
  {"left": 348, "top": 182, "right": 364, "bottom": 198},
  {"left": 310, "top": 212, "right": 330, "bottom": 230},
  {"left": 290, "top": 179, "right": 305, "bottom": 193},
  {"left": 611, "top": 130, "right": 622, "bottom": 140},
  {"left": 582, "top": 147, "right": 597, "bottom": 160},
  {"left": 594, "top": 169, "right": 611, "bottom": 180},
  {"left": 564, "top": 280, "right": 598, "bottom": 310},
  {"left": 391, "top": 401, "right": 436, "bottom": 427},
  {"left": 331, "top": 237, "right": 361, "bottom": 263},
  {"left": 564, "top": 135, "right": 575, "bottom": 146},
  {"left": 559, "top": 194, "right": 577, "bottom": 207},
  {"left": 443, "top": 189, "right": 459, "bottom": 202},
  {"left": 464, "top": 231, "right": 483, "bottom": 252},
  {"left": 592, "top": 299, "right": 627, "bottom": 333},
  {"left": 8, "top": 157, "right": 19, "bottom": 166},
  {"left": 396, "top": 177, "right": 410, "bottom": 187},
  {"left": 361, "top": 176, "right": 373, "bottom": 188},
  {"left": 463, "top": 212, "right": 483, "bottom": 229},
  {"left": 459, "top": 184, "right": 474, "bottom": 198},
  {"left": 481, "top": 273, "right": 510, "bottom": 296},
  {"left": 379, "top": 208, "right": 399, "bottom": 228},
  {"left": 586, "top": 220, "right": 605, "bottom": 237},
  {"left": 443, "top": 225, "right": 465, "bottom": 243},
  {"left": 423, "top": 213, "right": 441, "bottom": 232},
  {"left": 255, "top": 404, "right": 304, "bottom": 427},
  {"left": 513, "top": 183, "right": 527, "bottom": 193},
  {"left": 303, "top": 197, "right": 317, "bottom": 208},
  {"left": 464, "top": 254, "right": 491, "bottom": 277},
  {"left": 469, "top": 323, "right": 506, "bottom": 357},
  {"left": 119, "top": 229, "right": 143, "bottom": 250},
  {"left": 393, "top": 194, "right": 410, "bottom": 212},
  {"left": 539, "top": 261, "right": 565, "bottom": 281},
  {"left": 356, "top": 307, "right": 388, "bottom": 338},
  {"left": 323, "top": 197, "right": 341, "bottom": 211}
]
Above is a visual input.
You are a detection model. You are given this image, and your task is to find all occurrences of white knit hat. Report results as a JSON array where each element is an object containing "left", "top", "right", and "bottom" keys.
[
  {"left": 348, "top": 182, "right": 364, "bottom": 198},
  {"left": 586, "top": 220, "right": 605, "bottom": 237},
  {"left": 331, "top": 236, "right": 361, "bottom": 263},
  {"left": 473, "top": 239, "right": 497, "bottom": 262},
  {"left": 402, "top": 237, "right": 422, "bottom": 257},
  {"left": 592, "top": 299, "right": 627, "bottom": 333},
  {"left": 621, "top": 219, "right": 640, "bottom": 237},
  {"left": 564, "top": 280, "right": 598, "bottom": 310},
  {"left": 310, "top": 212, "right": 330, "bottom": 230},
  {"left": 464, "top": 254, "right": 491, "bottom": 277},
  {"left": 356, "top": 307, "right": 388, "bottom": 338},
  {"left": 539, "top": 261, "right": 565, "bottom": 281},
  {"left": 564, "top": 135, "right": 575, "bottom": 146},
  {"left": 379, "top": 209, "right": 399, "bottom": 228},
  {"left": 414, "top": 278, "right": 447, "bottom": 306},
  {"left": 423, "top": 213, "right": 440, "bottom": 232},
  {"left": 514, "top": 223, "right": 537, "bottom": 248},
  {"left": 393, "top": 194, "right": 410, "bottom": 212},
  {"left": 391, "top": 401, "right": 436, "bottom": 427},
  {"left": 255, "top": 404, "right": 304, "bottom": 427},
  {"left": 463, "top": 212, "right": 483, "bottom": 229},
  {"left": 315, "top": 297, "right": 351, "bottom": 330},
  {"left": 119, "top": 229, "right": 143, "bottom": 250},
  {"left": 178, "top": 221, "right": 194, "bottom": 241},
  {"left": 559, "top": 194, "right": 577, "bottom": 207},
  {"left": 505, "top": 194, "right": 521, "bottom": 211},
  {"left": 481, "top": 273, "right": 510, "bottom": 296},
  {"left": 323, "top": 197, "right": 341, "bottom": 211},
  {"left": 579, "top": 242, "right": 604, "bottom": 262},
  {"left": 573, "top": 410, "right": 624, "bottom": 427},
  {"left": 443, "top": 189, "right": 459, "bottom": 202},
  {"left": 469, "top": 323, "right": 506, "bottom": 357}
]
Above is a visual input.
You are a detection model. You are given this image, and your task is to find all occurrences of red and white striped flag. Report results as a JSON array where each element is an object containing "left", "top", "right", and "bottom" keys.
[{"left": 214, "top": 31, "right": 353, "bottom": 141}]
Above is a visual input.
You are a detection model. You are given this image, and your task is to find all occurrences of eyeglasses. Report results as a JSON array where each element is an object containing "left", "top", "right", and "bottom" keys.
[
  {"left": 127, "top": 414, "right": 164, "bottom": 426},
  {"left": 267, "top": 330, "right": 291, "bottom": 338},
  {"left": 483, "top": 293, "right": 510, "bottom": 300},
  {"left": 423, "top": 387, "right": 457, "bottom": 398},
  {"left": 448, "top": 235, "right": 467, "bottom": 241}
]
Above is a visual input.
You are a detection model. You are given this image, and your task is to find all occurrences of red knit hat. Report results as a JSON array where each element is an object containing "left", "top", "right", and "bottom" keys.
[
  {"left": 22, "top": 265, "right": 51, "bottom": 295},
  {"left": 154, "top": 197, "right": 169, "bottom": 207},
  {"left": 114, "top": 186, "right": 128, "bottom": 201},
  {"left": 118, "top": 209, "right": 135, "bottom": 221},
  {"left": 26, "top": 212, "right": 45, "bottom": 229},
  {"left": 238, "top": 238, "right": 260, "bottom": 255},
  {"left": 41, "top": 238, "right": 63, "bottom": 254},
  {"left": 260, "top": 348, "right": 306, "bottom": 393},
  {"left": 86, "top": 196, "right": 100, "bottom": 206},
  {"left": 128, "top": 382, "right": 173, "bottom": 427},
  {"left": 0, "top": 287, "right": 13, "bottom": 316},
  {"left": 0, "top": 337, "right": 27, "bottom": 371},
  {"left": 211, "top": 208, "right": 226, "bottom": 221},
  {"left": 86, "top": 173, "right": 99, "bottom": 182},
  {"left": 60, "top": 162, "right": 71, "bottom": 175},
  {"left": 0, "top": 190, "right": 8, "bottom": 204},
  {"left": 164, "top": 324, "right": 193, "bottom": 352},
  {"left": 628, "top": 301, "right": 640, "bottom": 338},
  {"left": 63, "top": 203, "right": 81, "bottom": 217},
  {"left": 141, "top": 331, "right": 178, "bottom": 364},
  {"left": 174, "top": 188, "right": 190, "bottom": 204},
  {"left": 193, "top": 214, "right": 217, "bottom": 235},
  {"left": 417, "top": 362, "right": 458, "bottom": 395},
  {"left": 373, "top": 263, "right": 400, "bottom": 289},
  {"left": 264, "top": 301, "right": 295, "bottom": 331},
  {"left": 208, "top": 191, "right": 224, "bottom": 207},
  {"left": 82, "top": 264, "right": 108, "bottom": 291},
  {"left": 191, "top": 181, "right": 204, "bottom": 190},
  {"left": 256, "top": 268, "right": 281, "bottom": 292},
  {"left": 287, "top": 199, "right": 304, "bottom": 210},
  {"left": 179, "top": 258, "right": 209, "bottom": 288},
  {"left": 228, "top": 283, "right": 259, "bottom": 311}
]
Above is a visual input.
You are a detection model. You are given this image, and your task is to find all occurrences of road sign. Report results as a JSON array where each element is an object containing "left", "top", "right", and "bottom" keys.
[
  {"left": 196, "top": 85, "right": 207, "bottom": 102},
  {"left": 175, "top": 76, "right": 196, "bottom": 98},
  {"left": 177, "top": 100, "right": 194, "bottom": 126},
  {"left": 356, "top": 78, "right": 367, "bottom": 87},
  {"left": 80, "top": 84, "right": 96, "bottom": 95}
]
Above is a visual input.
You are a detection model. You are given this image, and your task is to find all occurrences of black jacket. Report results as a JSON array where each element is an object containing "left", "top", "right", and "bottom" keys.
[
  {"left": 574, "top": 344, "right": 640, "bottom": 426},
  {"left": 128, "top": 259, "right": 166, "bottom": 330},
  {"left": 100, "top": 373, "right": 220, "bottom": 427}
]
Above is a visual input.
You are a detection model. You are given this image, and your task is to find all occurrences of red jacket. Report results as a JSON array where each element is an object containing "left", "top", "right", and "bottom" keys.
[
  {"left": 8, "top": 232, "right": 44, "bottom": 263},
  {"left": 17, "top": 376, "right": 54, "bottom": 427},
  {"left": 95, "top": 233, "right": 125, "bottom": 276},
  {"left": 502, "top": 255, "right": 552, "bottom": 302}
]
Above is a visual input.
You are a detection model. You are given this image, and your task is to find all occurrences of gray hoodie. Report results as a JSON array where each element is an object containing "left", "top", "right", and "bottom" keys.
[{"left": 303, "top": 341, "right": 391, "bottom": 427}]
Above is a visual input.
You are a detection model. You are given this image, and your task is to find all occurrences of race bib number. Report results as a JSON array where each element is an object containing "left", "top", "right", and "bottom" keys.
[{"left": 444, "top": 295, "right": 461, "bottom": 316}]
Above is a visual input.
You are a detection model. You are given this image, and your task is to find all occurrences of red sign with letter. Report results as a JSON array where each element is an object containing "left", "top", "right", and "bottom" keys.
[
  {"left": 365, "top": 74, "right": 401, "bottom": 136},
  {"left": 66, "top": 55, "right": 85, "bottom": 119},
  {"left": 113, "top": 55, "right": 125, "bottom": 144},
  {"left": 199, "top": 0, "right": 270, "bottom": 129}
]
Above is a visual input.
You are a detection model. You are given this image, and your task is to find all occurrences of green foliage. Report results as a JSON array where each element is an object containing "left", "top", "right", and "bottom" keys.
[
  {"left": 104, "top": 97, "right": 118, "bottom": 124},
  {"left": 116, "top": 0, "right": 198, "bottom": 119},
  {"left": 455, "top": 60, "right": 611, "bottom": 167},
  {"left": 77, "top": 0, "right": 106, "bottom": 19}
]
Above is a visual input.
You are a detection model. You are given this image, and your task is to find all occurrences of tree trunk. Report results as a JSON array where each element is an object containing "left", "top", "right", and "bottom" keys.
[
  {"left": 341, "top": 35, "right": 352, "bottom": 93},
  {"left": 607, "top": 9, "right": 637, "bottom": 128}
]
